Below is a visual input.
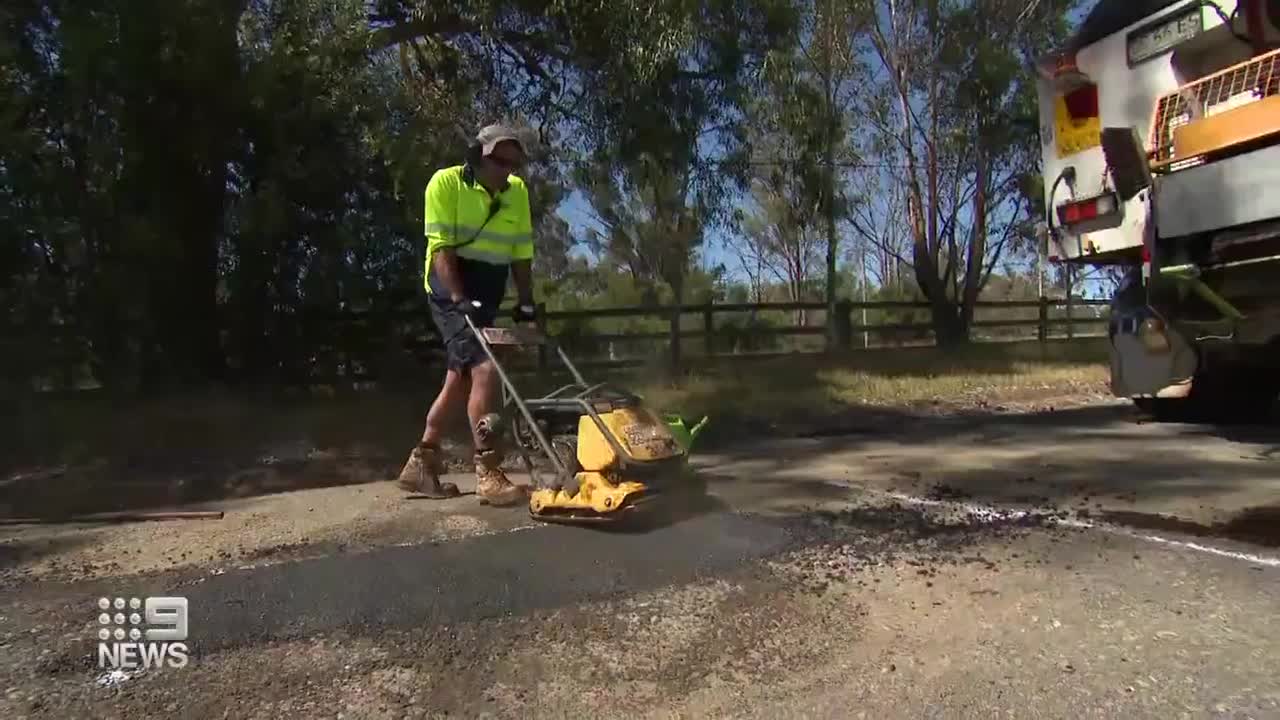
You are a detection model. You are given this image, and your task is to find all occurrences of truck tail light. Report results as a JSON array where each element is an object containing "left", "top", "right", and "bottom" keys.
[{"left": 1055, "top": 192, "right": 1119, "bottom": 226}]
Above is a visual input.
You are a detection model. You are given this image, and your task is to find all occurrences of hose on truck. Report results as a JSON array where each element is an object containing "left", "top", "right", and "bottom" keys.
[{"left": 1045, "top": 165, "right": 1078, "bottom": 258}]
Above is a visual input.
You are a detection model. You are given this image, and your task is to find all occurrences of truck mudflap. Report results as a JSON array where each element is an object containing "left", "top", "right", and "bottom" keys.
[
  {"left": 1109, "top": 324, "right": 1197, "bottom": 398},
  {"left": 1107, "top": 272, "right": 1198, "bottom": 399}
]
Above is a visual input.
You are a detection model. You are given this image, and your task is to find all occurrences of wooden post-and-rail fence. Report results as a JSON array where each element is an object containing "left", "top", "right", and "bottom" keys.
[
  {"left": 9, "top": 297, "right": 1110, "bottom": 391},
  {"left": 251, "top": 295, "right": 1110, "bottom": 383},
  {"left": 455, "top": 295, "right": 1109, "bottom": 376}
]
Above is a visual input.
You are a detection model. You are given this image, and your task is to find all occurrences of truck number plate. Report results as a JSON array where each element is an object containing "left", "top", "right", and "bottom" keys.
[{"left": 1127, "top": 8, "right": 1203, "bottom": 66}]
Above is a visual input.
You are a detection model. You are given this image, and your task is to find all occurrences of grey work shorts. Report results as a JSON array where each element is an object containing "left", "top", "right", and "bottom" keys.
[{"left": 428, "top": 294, "right": 499, "bottom": 373}]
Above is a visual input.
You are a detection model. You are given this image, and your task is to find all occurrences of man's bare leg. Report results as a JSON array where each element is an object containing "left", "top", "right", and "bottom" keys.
[
  {"left": 467, "top": 359, "right": 526, "bottom": 506},
  {"left": 466, "top": 361, "right": 499, "bottom": 444},
  {"left": 395, "top": 369, "right": 468, "bottom": 496},
  {"left": 422, "top": 369, "right": 469, "bottom": 446}
]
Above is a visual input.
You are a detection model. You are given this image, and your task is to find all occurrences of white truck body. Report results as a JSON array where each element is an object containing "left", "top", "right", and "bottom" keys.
[
  {"left": 1036, "top": 0, "right": 1280, "bottom": 418},
  {"left": 1036, "top": 0, "right": 1280, "bottom": 261}
]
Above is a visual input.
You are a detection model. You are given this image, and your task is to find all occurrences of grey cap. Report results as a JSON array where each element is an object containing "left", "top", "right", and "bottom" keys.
[{"left": 476, "top": 124, "right": 526, "bottom": 157}]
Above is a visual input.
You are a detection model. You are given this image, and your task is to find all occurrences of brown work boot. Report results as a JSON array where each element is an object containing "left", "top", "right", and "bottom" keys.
[
  {"left": 474, "top": 448, "right": 527, "bottom": 507},
  {"left": 395, "top": 443, "right": 460, "bottom": 498}
]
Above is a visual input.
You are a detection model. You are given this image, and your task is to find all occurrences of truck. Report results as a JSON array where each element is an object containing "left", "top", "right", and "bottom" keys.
[{"left": 1035, "top": 0, "right": 1280, "bottom": 421}]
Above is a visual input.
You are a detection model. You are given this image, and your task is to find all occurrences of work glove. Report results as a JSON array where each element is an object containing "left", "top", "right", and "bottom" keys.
[
  {"left": 512, "top": 302, "right": 537, "bottom": 324},
  {"left": 452, "top": 296, "right": 483, "bottom": 318}
]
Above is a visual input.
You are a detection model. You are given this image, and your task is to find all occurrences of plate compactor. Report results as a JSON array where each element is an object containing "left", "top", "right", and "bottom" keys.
[{"left": 463, "top": 315, "right": 703, "bottom": 526}]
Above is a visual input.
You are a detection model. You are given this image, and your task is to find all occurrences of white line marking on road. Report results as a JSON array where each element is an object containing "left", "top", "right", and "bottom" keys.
[
  {"left": 866, "top": 488, "right": 1280, "bottom": 568},
  {"left": 1085, "top": 527, "right": 1280, "bottom": 568}
]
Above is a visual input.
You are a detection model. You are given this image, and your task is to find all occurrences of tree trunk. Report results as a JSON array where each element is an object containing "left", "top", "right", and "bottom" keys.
[
  {"left": 960, "top": 145, "right": 988, "bottom": 338},
  {"left": 121, "top": 0, "right": 244, "bottom": 388},
  {"left": 823, "top": 63, "right": 838, "bottom": 345},
  {"left": 896, "top": 69, "right": 949, "bottom": 334},
  {"left": 235, "top": 241, "right": 273, "bottom": 381},
  {"left": 933, "top": 306, "right": 967, "bottom": 346},
  {"left": 914, "top": 0, "right": 966, "bottom": 347}
]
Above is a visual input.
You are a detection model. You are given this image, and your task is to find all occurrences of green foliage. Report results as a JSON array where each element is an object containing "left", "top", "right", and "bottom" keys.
[
  {"left": 3, "top": 0, "right": 1088, "bottom": 389},
  {"left": 6, "top": 0, "right": 790, "bottom": 387}
]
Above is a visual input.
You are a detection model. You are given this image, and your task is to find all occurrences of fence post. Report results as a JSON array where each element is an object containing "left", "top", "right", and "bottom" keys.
[
  {"left": 669, "top": 305, "right": 682, "bottom": 375},
  {"left": 1065, "top": 291, "right": 1075, "bottom": 340},
  {"left": 535, "top": 302, "right": 548, "bottom": 377},
  {"left": 833, "top": 299, "right": 853, "bottom": 350},
  {"left": 703, "top": 302, "right": 715, "bottom": 358},
  {"left": 1037, "top": 296, "right": 1048, "bottom": 346}
]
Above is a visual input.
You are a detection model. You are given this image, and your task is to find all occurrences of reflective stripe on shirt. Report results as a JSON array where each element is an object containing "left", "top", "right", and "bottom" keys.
[{"left": 424, "top": 223, "right": 532, "bottom": 248}]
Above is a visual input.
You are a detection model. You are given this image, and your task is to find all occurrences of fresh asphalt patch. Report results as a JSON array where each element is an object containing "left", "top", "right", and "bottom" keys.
[
  {"left": 184, "top": 511, "right": 793, "bottom": 654},
  {"left": 12, "top": 510, "right": 793, "bottom": 666}
]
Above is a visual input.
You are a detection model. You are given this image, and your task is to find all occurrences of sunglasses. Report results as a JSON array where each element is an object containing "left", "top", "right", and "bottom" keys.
[{"left": 486, "top": 153, "right": 523, "bottom": 170}]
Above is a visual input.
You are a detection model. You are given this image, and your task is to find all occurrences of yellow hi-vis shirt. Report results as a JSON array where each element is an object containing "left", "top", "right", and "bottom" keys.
[{"left": 423, "top": 165, "right": 533, "bottom": 296}]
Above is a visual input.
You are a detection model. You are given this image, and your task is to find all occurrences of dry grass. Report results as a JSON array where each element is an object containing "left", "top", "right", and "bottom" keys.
[
  {"left": 2, "top": 339, "right": 1110, "bottom": 478},
  {"left": 631, "top": 339, "right": 1111, "bottom": 435}
]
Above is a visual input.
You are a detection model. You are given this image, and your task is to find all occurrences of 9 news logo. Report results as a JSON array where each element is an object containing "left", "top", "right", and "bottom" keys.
[{"left": 95, "top": 596, "right": 190, "bottom": 670}]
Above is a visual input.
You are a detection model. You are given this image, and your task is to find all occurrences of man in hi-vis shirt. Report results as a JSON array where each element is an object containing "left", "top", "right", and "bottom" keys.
[{"left": 395, "top": 124, "right": 538, "bottom": 507}]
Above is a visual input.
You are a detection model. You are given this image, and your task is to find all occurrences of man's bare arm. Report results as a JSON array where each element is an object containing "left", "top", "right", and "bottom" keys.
[
  {"left": 433, "top": 249, "right": 467, "bottom": 302},
  {"left": 511, "top": 260, "right": 534, "bottom": 305}
]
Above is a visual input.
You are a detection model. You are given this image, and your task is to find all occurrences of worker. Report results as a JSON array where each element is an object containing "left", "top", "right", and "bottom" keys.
[{"left": 394, "top": 123, "right": 538, "bottom": 506}]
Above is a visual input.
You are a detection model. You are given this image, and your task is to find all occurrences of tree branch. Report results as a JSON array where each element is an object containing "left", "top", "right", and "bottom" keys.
[
  {"left": 979, "top": 193, "right": 1027, "bottom": 290},
  {"left": 847, "top": 211, "right": 912, "bottom": 268},
  {"left": 371, "top": 13, "right": 470, "bottom": 49}
]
